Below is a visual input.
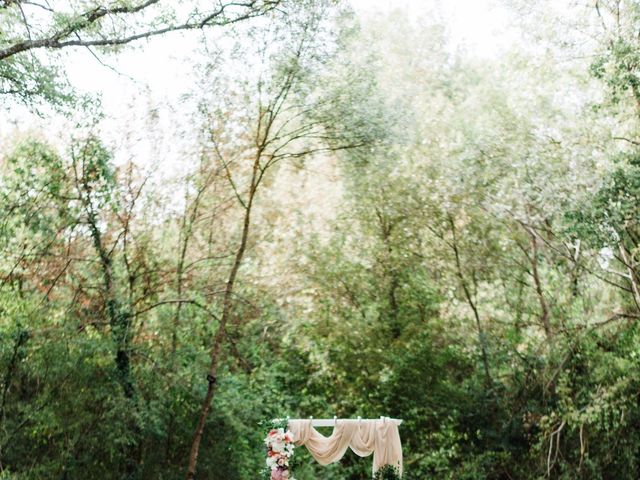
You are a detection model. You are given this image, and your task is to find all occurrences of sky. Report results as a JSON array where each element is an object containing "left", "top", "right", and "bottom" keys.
[
  {"left": 59, "top": 0, "right": 518, "bottom": 114},
  {"left": 351, "top": 0, "right": 517, "bottom": 56},
  {"left": 2, "top": 0, "right": 520, "bottom": 178}
]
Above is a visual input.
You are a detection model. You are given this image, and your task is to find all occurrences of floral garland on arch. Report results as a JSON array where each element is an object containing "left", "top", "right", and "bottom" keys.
[
  {"left": 260, "top": 418, "right": 403, "bottom": 480},
  {"left": 262, "top": 419, "right": 296, "bottom": 480}
]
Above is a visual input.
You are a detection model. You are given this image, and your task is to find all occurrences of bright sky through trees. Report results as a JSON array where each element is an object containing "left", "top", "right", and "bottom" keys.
[
  {"left": 1, "top": 0, "right": 517, "bottom": 177},
  {"left": 60, "top": 0, "right": 517, "bottom": 124}
]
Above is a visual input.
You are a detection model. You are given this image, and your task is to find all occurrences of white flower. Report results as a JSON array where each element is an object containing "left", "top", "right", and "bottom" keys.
[{"left": 264, "top": 425, "right": 296, "bottom": 478}]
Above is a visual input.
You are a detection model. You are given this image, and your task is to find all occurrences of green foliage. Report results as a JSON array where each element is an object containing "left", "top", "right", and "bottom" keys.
[
  {"left": 5, "top": 2, "right": 640, "bottom": 480},
  {"left": 0, "top": 55, "right": 73, "bottom": 108},
  {"left": 591, "top": 39, "right": 640, "bottom": 104},
  {"left": 568, "top": 152, "right": 640, "bottom": 244},
  {"left": 373, "top": 464, "right": 402, "bottom": 480}
]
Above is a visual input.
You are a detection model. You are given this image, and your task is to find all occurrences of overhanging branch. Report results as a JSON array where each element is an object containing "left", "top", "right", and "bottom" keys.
[{"left": 0, "top": 0, "right": 282, "bottom": 61}]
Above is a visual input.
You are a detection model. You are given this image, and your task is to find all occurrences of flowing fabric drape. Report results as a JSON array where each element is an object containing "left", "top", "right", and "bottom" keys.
[{"left": 288, "top": 419, "right": 403, "bottom": 476}]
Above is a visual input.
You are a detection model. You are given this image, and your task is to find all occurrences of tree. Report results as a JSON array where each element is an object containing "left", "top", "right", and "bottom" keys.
[
  {"left": 0, "top": 0, "right": 284, "bottom": 106},
  {"left": 182, "top": 2, "right": 367, "bottom": 477}
]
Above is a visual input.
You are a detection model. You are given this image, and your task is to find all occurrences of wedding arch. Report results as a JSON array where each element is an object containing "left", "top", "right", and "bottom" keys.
[{"left": 264, "top": 417, "right": 403, "bottom": 479}]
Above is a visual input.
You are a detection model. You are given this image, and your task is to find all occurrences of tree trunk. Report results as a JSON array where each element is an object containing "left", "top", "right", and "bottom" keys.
[
  {"left": 185, "top": 152, "right": 261, "bottom": 480},
  {"left": 529, "top": 230, "right": 552, "bottom": 340},
  {"left": 82, "top": 185, "right": 139, "bottom": 478},
  {"left": 448, "top": 215, "right": 493, "bottom": 387}
]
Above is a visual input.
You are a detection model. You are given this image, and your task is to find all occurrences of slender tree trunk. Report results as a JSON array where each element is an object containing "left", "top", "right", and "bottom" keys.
[
  {"left": 377, "top": 211, "right": 401, "bottom": 337},
  {"left": 529, "top": 230, "right": 552, "bottom": 340},
  {"left": 164, "top": 216, "right": 189, "bottom": 465},
  {"left": 570, "top": 239, "right": 580, "bottom": 298},
  {"left": 448, "top": 215, "right": 493, "bottom": 387},
  {"left": 86, "top": 205, "right": 136, "bottom": 398},
  {"left": 185, "top": 152, "right": 261, "bottom": 480},
  {"left": 78, "top": 172, "right": 140, "bottom": 478},
  {"left": 630, "top": 84, "right": 640, "bottom": 119},
  {"left": 172, "top": 179, "right": 209, "bottom": 357},
  {"left": 524, "top": 227, "right": 559, "bottom": 398},
  {"left": 166, "top": 179, "right": 208, "bottom": 464},
  {"left": 618, "top": 244, "right": 640, "bottom": 312},
  {"left": 88, "top": 218, "right": 140, "bottom": 479},
  {"left": 0, "top": 328, "right": 29, "bottom": 467}
]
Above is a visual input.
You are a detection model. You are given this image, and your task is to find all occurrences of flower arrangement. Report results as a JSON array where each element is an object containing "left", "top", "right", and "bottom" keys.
[{"left": 263, "top": 420, "right": 296, "bottom": 480}]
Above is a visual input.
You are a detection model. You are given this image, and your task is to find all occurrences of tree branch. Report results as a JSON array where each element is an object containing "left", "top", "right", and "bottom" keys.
[{"left": 0, "top": 1, "right": 282, "bottom": 61}]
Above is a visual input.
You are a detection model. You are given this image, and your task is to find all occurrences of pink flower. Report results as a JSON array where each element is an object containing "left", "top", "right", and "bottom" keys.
[{"left": 271, "top": 468, "right": 285, "bottom": 480}]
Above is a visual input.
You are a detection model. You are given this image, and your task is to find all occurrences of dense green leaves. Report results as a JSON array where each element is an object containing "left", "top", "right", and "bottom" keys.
[{"left": 5, "top": 1, "right": 640, "bottom": 479}]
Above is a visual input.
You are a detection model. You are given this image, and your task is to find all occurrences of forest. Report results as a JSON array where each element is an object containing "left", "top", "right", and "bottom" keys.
[{"left": 2, "top": 0, "right": 640, "bottom": 479}]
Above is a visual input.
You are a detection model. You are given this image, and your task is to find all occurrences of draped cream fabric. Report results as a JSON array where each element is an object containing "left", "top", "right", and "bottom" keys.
[{"left": 288, "top": 419, "right": 403, "bottom": 476}]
